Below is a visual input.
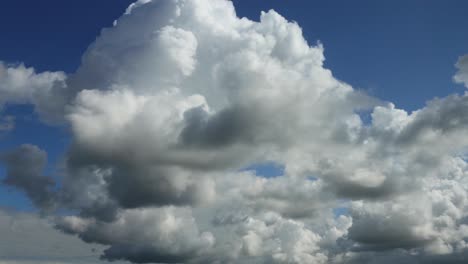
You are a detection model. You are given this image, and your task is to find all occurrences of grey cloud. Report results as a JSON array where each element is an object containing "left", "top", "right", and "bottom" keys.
[
  {"left": 56, "top": 207, "right": 215, "bottom": 264},
  {"left": 1, "top": 145, "right": 56, "bottom": 211},
  {"left": 107, "top": 164, "right": 214, "bottom": 208},
  {"left": 102, "top": 245, "right": 192, "bottom": 264},
  {"left": 332, "top": 250, "right": 468, "bottom": 264},
  {"left": 397, "top": 93, "right": 468, "bottom": 145},
  {"left": 336, "top": 162, "right": 468, "bottom": 261},
  {"left": 329, "top": 180, "right": 401, "bottom": 201},
  {"left": 346, "top": 197, "right": 434, "bottom": 251},
  {"left": 180, "top": 105, "right": 258, "bottom": 148},
  {"left": 61, "top": 144, "right": 216, "bottom": 221},
  {"left": 0, "top": 209, "right": 122, "bottom": 264}
]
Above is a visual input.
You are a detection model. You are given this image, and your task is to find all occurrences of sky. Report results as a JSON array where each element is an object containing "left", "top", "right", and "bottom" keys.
[
  {"left": 0, "top": 0, "right": 468, "bottom": 263},
  {"left": 1, "top": 0, "right": 467, "bottom": 108}
]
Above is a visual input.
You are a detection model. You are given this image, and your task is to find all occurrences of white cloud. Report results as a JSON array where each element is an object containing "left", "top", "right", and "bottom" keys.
[
  {"left": 1, "top": 0, "right": 468, "bottom": 263},
  {"left": 56, "top": 207, "right": 215, "bottom": 263},
  {"left": 454, "top": 55, "right": 468, "bottom": 88},
  {"left": 0, "top": 62, "right": 67, "bottom": 123}
]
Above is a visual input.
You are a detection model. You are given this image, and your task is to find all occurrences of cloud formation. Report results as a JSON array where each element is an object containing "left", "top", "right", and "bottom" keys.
[
  {"left": 1, "top": 145, "right": 56, "bottom": 211},
  {"left": 0, "top": 62, "right": 67, "bottom": 123},
  {"left": 1, "top": 0, "right": 468, "bottom": 263}
]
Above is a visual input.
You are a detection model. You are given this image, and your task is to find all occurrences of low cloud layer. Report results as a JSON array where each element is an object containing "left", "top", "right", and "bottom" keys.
[
  {"left": 0, "top": 209, "right": 124, "bottom": 264},
  {"left": 1, "top": 0, "right": 468, "bottom": 263}
]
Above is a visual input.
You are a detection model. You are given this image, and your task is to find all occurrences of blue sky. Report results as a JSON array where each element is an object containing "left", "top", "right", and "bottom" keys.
[
  {"left": 1, "top": 0, "right": 467, "bottom": 108},
  {"left": 1, "top": 0, "right": 467, "bottom": 211}
]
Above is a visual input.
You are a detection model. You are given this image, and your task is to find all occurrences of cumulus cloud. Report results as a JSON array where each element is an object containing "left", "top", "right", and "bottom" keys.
[
  {"left": 1, "top": 0, "right": 468, "bottom": 263},
  {"left": 0, "top": 62, "right": 67, "bottom": 123},
  {"left": 57, "top": 207, "right": 215, "bottom": 263},
  {"left": 1, "top": 145, "right": 56, "bottom": 211}
]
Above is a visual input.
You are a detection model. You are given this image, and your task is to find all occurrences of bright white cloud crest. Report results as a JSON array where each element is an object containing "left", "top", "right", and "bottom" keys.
[{"left": 1, "top": 0, "right": 468, "bottom": 263}]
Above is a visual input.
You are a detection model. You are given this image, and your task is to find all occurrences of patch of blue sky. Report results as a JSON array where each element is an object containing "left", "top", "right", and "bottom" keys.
[
  {"left": 0, "top": 105, "right": 70, "bottom": 211},
  {"left": 242, "top": 162, "right": 285, "bottom": 178},
  {"left": 333, "top": 206, "right": 350, "bottom": 218},
  {"left": 307, "top": 176, "right": 319, "bottom": 181},
  {"left": 0, "top": 104, "right": 70, "bottom": 176},
  {"left": 333, "top": 199, "right": 351, "bottom": 218},
  {"left": 0, "top": 185, "right": 36, "bottom": 212},
  {"left": 355, "top": 109, "right": 373, "bottom": 126}
]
